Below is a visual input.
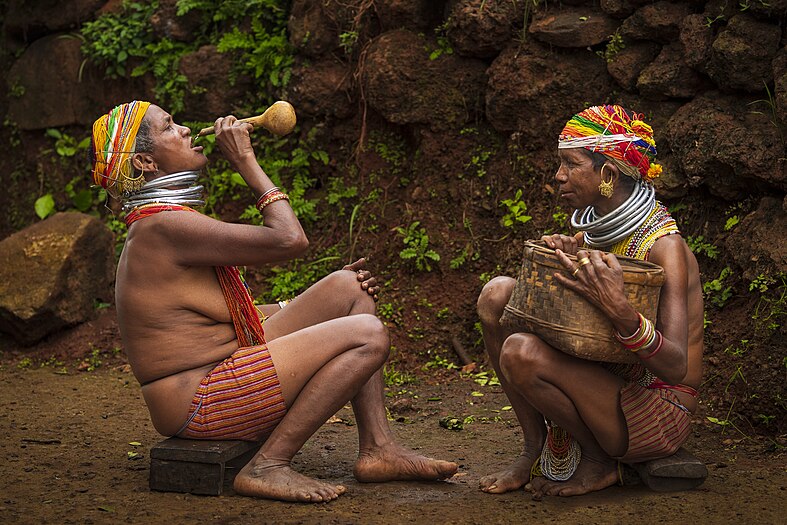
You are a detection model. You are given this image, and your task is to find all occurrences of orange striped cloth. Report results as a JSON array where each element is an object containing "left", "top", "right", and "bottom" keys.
[
  {"left": 615, "top": 383, "right": 691, "bottom": 463},
  {"left": 177, "top": 345, "right": 287, "bottom": 441}
]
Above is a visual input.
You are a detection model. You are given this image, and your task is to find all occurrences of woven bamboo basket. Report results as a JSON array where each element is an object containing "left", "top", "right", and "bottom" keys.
[{"left": 500, "top": 241, "right": 665, "bottom": 364}]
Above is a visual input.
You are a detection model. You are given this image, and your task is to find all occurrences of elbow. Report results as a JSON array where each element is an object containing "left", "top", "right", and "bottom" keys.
[
  {"left": 282, "top": 230, "right": 309, "bottom": 257},
  {"left": 662, "top": 357, "right": 688, "bottom": 386}
]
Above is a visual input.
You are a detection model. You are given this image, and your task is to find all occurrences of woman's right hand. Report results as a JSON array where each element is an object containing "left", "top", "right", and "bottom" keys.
[
  {"left": 214, "top": 115, "right": 255, "bottom": 171},
  {"left": 541, "top": 233, "right": 579, "bottom": 255}
]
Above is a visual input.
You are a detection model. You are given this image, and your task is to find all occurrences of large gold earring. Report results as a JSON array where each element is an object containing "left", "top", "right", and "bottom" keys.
[
  {"left": 120, "top": 164, "right": 146, "bottom": 195},
  {"left": 598, "top": 164, "right": 614, "bottom": 199}
]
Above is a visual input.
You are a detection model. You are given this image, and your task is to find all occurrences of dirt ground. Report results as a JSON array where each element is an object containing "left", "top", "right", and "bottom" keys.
[{"left": 1, "top": 356, "right": 785, "bottom": 525}]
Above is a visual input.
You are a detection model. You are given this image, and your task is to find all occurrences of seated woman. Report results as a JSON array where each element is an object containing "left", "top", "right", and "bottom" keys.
[
  {"left": 477, "top": 105, "right": 703, "bottom": 498},
  {"left": 90, "top": 101, "right": 457, "bottom": 503}
]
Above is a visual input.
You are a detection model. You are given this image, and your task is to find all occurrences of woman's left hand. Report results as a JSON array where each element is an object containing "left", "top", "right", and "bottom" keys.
[
  {"left": 553, "top": 249, "right": 628, "bottom": 318},
  {"left": 343, "top": 257, "right": 381, "bottom": 302}
]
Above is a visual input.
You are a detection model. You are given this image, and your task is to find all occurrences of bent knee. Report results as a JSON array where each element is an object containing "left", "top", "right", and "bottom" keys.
[
  {"left": 498, "top": 334, "right": 546, "bottom": 383},
  {"left": 477, "top": 276, "right": 515, "bottom": 324},
  {"left": 354, "top": 313, "right": 390, "bottom": 360}
]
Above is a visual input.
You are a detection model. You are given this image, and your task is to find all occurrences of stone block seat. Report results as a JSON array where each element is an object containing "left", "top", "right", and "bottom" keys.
[
  {"left": 623, "top": 447, "right": 709, "bottom": 491},
  {"left": 149, "top": 437, "right": 260, "bottom": 496}
]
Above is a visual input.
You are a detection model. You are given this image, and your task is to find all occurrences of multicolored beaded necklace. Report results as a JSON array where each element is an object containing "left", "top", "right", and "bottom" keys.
[
  {"left": 125, "top": 204, "right": 265, "bottom": 348},
  {"left": 607, "top": 202, "right": 680, "bottom": 260}
]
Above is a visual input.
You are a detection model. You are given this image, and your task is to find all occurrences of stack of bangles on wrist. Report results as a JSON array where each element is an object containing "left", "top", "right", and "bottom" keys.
[
  {"left": 256, "top": 186, "right": 290, "bottom": 212},
  {"left": 614, "top": 312, "right": 663, "bottom": 359}
]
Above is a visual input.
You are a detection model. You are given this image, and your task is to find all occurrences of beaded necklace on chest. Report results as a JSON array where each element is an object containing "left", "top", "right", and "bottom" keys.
[{"left": 570, "top": 181, "right": 656, "bottom": 249}]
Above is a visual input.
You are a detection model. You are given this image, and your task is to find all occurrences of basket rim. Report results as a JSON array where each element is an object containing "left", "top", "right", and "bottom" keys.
[{"left": 524, "top": 240, "right": 664, "bottom": 277}]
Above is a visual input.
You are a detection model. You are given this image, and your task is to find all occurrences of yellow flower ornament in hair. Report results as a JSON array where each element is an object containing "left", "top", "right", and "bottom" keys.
[{"left": 91, "top": 100, "right": 151, "bottom": 197}]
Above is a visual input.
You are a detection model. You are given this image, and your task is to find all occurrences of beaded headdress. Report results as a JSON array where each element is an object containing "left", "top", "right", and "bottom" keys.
[
  {"left": 558, "top": 105, "right": 662, "bottom": 183},
  {"left": 91, "top": 100, "right": 152, "bottom": 197}
]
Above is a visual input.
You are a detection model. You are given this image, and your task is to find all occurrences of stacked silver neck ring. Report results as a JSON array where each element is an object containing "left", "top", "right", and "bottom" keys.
[
  {"left": 570, "top": 181, "right": 656, "bottom": 249},
  {"left": 121, "top": 171, "right": 205, "bottom": 212}
]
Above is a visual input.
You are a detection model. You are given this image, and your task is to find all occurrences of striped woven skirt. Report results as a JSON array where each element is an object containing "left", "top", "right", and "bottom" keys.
[
  {"left": 616, "top": 382, "right": 691, "bottom": 463},
  {"left": 177, "top": 345, "right": 287, "bottom": 441}
]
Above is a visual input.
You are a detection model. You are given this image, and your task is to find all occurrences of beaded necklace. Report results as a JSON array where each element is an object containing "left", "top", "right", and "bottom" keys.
[
  {"left": 125, "top": 204, "right": 265, "bottom": 348},
  {"left": 608, "top": 202, "right": 680, "bottom": 260},
  {"left": 539, "top": 421, "right": 582, "bottom": 481}
]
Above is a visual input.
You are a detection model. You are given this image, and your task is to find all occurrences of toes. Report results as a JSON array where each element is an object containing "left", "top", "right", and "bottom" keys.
[
  {"left": 441, "top": 461, "right": 459, "bottom": 477},
  {"left": 544, "top": 484, "right": 563, "bottom": 496},
  {"left": 314, "top": 488, "right": 331, "bottom": 501}
]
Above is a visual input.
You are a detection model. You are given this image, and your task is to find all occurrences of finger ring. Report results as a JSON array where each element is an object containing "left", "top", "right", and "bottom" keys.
[
  {"left": 578, "top": 257, "right": 591, "bottom": 267},
  {"left": 572, "top": 267, "right": 581, "bottom": 277}
]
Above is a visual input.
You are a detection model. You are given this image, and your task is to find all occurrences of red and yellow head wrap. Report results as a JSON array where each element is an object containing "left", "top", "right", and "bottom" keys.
[
  {"left": 91, "top": 100, "right": 151, "bottom": 196},
  {"left": 558, "top": 105, "right": 662, "bottom": 183}
]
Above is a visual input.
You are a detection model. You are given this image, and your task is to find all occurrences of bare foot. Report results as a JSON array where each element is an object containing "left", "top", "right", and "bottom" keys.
[
  {"left": 479, "top": 454, "right": 537, "bottom": 494},
  {"left": 353, "top": 442, "right": 458, "bottom": 482},
  {"left": 233, "top": 456, "right": 346, "bottom": 503},
  {"left": 526, "top": 456, "right": 618, "bottom": 499}
]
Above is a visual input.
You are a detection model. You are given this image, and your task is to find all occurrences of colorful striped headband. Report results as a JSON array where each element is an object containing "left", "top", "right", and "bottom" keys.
[
  {"left": 91, "top": 100, "right": 151, "bottom": 196},
  {"left": 558, "top": 105, "right": 662, "bottom": 182}
]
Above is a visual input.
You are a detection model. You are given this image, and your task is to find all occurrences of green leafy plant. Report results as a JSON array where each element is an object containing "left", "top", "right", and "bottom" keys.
[
  {"left": 466, "top": 148, "right": 493, "bottom": 178},
  {"left": 80, "top": 1, "right": 156, "bottom": 79},
  {"left": 751, "top": 273, "right": 787, "bottom": 336},
  {"left": 724, "top": 339, "right": 750, "bottom": 357},
  {"left": 749, "top": 274, "right": 776, "bottom": 293},
  {"left": 85, "top": 347, "right": 103, "bottom": 372},
  {"left": 597, "top": 30, "right": 625, "bottom": 63},
  {"left": 724, "top": 215, "right": 740, "bottom": 231},
  {"left": 396, "top": 221, "right": 440, "bottom": 272},
  {"left": 326, "top": 177, "right": 358, "bottom": 215},
  {"left": 264, "top": 252, "right": 340, "bottom": 302},
  {"left": 377, "top": 301, "right": 403, "bottom": 326},
  {"left": 64, "top": 177, "right": 95, "bottom": 212},
  {"left": 500, "top": 189, "right": 532, "bottom": 228},
  {"left": 45, "top": 129, "right": 91, "bottom": 158},
  {"left": 687, "top": 235, "right": 719, "bottom": 259},
  {"left": 422, "top": 352, "right": 458, "bottom": 371},
  {"left": 450, "top": 245, "right": 470, "bottom": 269},
  {"left": 383, "top": 364, "right": 416, "bottom": 387},
  {"left": 34, "top": 194, "right": 56, "bottom": 219},
  {"left": 339, "top": 30, "right": 359, "bottom": 54},
  {"left": 703, "top": 266, "right": 733, "bottom": 307},
  {"left": 427, "top": 22, "right": 453, "bottom": 60}
]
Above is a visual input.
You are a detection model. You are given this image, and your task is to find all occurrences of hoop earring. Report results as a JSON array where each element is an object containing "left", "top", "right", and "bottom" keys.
[
  {"left": 120, "top": 166, "right": 146, "bottom": 195},
  {"left": 598, "top": 164, "right": 614, "bottom": 199}
]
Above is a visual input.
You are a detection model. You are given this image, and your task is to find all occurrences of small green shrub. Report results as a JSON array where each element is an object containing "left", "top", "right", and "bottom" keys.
[
  {"left": 597, "top": 30, "right": 625, "bottom": 63},
  {"left": 687, "top": 235, "right": 719, "bottom": 259},
  {"left": 703, "top": 266, "right": 733, "bottom": 308},
  {"left": 396, "top": 221, "right": 440, "bottom": 272},
  {"left": 500, "top": 189, "right": 532, "bottom": 228},
  {"left": 264, "top": 251, "right": 341, "bottom": 302}
]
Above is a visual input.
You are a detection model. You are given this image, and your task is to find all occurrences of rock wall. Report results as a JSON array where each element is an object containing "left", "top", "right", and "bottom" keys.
[
  {"left": 2, "top": 1, "right": 784, "bottom": 196},
  {"left": 1, "top": 0, "right": 784, "bottom": 290}
]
